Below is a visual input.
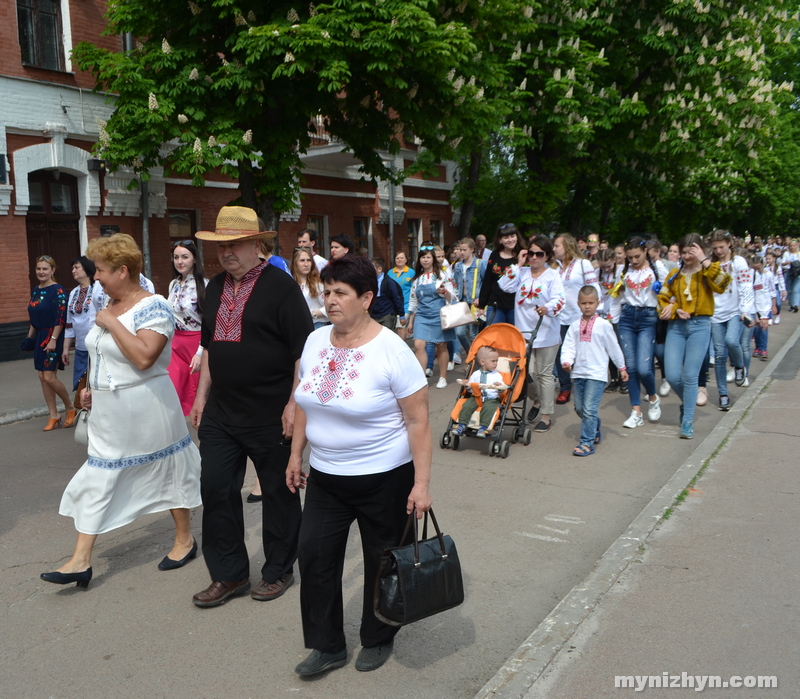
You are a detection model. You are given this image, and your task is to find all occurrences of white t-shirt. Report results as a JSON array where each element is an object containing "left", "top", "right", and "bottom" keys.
[
  {"left": 313, "top": 254, "right": 328, "bottom": 273},
  {"left": 295, "top": 326, "right": 427, "bottom": 475},
  {"left": 557, "top": 258, "right": 600, "bottom": 325},
  {"left": 466, "top": 368, "right": 504, "bottom": 400},
  {"left": 713, "top": 256, "right": 755, "bottom": 322}
]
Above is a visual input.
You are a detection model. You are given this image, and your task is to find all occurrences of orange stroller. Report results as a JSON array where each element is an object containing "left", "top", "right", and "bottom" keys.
[{"left": 440, "top": 319, "right": 541, "bottom": 458}]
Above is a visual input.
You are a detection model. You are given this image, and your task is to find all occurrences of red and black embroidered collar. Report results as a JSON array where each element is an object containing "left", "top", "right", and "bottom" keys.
[{"left": 213, "top": 261, "right": 267, "bottom": 342}]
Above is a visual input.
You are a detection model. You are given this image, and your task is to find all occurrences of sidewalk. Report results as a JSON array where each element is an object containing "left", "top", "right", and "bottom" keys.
[
  {"left": 0, "top": 357, "right": 67, "bottom": 425},
  {"left": 478, "top": 326, "right": 800, "bottom": 698}
]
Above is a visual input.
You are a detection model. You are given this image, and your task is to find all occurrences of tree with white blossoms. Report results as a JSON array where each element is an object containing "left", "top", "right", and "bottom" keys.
[
  {"left": 463, "top": 0, "right": 799, "bottom": 239},
  {"left": 73, "top": 0, "right": 484, "bottom": 227}
]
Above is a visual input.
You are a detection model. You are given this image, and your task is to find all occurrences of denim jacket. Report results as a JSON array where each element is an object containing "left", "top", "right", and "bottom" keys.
[{"left": 453, "top": 258, "right": 487, "bottom": 305}]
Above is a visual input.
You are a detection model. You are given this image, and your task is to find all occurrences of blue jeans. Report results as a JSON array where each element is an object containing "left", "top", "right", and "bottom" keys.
[
  {"left": 426, "top": 340, "right": 455, "bottom": 369},
  {"left": 487, "top": 306, "right": 515, "bottom": 326},
  {"left": 711, "top": 317, "right": 744, "bottom": 396},
  {"left": 554, "top": 324, "right": 571, "bottom": 392},
  {"left": 617, "top": 305, "right": 658, "bottom": 407},
  {"left": 788, "top": 274, "right": 800, "bottom": 308},
  {"left": 573, "top": 378, "right": 605, "bottom": 447},
  {"left": 754, "top": 317, "right": 770, "bottom": 352},
  {"left": 456, "top": 322, "right": 480, "bottom": 355},
  {"left": 664, "top": 316, "right": 711, "bottom": 426},
  {"left": 740, "top": 323, "right": 755, "bottom": 375}
]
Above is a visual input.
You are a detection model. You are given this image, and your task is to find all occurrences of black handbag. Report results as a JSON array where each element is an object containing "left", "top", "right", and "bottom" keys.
[{"left": 373, "top": 508, "right": 464, "bottom": 627}]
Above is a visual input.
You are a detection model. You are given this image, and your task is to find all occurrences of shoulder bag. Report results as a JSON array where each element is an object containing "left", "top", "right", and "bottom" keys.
[{"left": 374, "top": 507, "right": 464, "bottom": 627}]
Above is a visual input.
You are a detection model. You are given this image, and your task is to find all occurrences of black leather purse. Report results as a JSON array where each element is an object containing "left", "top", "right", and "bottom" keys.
[{"left": 373, "top": 508, "right": 464, "bottom": 627}]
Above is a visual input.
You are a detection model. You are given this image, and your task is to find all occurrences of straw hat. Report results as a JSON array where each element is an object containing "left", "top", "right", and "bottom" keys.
[{"left": 195, "top": 206, "right": 276, "bottom": 242}]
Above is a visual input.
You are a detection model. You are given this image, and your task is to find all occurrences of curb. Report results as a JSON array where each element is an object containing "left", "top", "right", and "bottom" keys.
[
  {"left": 474, "top": 322, "right": 800, "bottom": 699},
  {"left": 0, "top": 401, "right": 66, "bottom": 427}
]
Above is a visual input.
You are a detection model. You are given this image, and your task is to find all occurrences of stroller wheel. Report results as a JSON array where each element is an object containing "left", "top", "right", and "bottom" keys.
[
  {"left": 440, "top": 433, "right": 452, "bottom": 449},
  {"left": 511, "top": 428, "right": 521, "bottom": 444},
  {"left": 523, "top": 429, "right": 532, "bottom": 446},
  {"left": 490, "top": 442, "right": 501, "bottom": 457},
  {"left": 451, "top": 435, "right": 460, "bottom": 451},
  {"left": 501, "top": 441, "right": 511, "bottom": 459}
]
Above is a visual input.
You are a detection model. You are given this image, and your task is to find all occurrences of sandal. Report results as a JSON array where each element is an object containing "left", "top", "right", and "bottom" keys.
[
  {"left": 594, "top": 431, "right": 602, "bottom": 445},
  {"left": 573, "top": 444, "right": 595, "bottom": 457}
]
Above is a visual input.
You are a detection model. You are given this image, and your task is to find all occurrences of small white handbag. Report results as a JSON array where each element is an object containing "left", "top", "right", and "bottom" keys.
[
  {"left": 74, "top": 409, "right": 90, "bottom": 447},
  {"left": 440, "top": 301, "right": 476, "bottom": 330}
]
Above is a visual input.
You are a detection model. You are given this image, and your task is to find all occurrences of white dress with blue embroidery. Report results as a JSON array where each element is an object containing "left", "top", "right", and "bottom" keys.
[{"left": 59, "top": 295, "right": 201, "bottom": 535}]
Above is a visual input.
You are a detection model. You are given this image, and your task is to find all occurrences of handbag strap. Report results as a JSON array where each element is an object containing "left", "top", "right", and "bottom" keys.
[
  {"left": 471, "top": 266, "right": 479, "bottom": 301},
  {"left": 399, "top": 508, "right": 448, "bottom": 565}
]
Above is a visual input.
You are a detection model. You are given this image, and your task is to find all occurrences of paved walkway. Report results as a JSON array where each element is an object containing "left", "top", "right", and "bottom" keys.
[{"left": 478, "top": 325, "right": 800, "bottom": 698}]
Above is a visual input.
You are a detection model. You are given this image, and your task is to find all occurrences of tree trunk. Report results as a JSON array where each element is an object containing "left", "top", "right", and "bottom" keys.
[
  {"left": 238, "top": 158, "right": 280, "bottom": 231},
  {"left": 458, "top": 149, "right": 482, "bottom": 238}
]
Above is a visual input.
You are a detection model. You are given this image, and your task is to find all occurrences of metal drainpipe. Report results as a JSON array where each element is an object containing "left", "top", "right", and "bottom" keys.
[{"left": 388, "top": 160, "right": 395, "bottom": 258}]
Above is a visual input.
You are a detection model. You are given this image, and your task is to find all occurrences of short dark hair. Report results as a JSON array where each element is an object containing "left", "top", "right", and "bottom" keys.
[
  {"left": 371, "top": 257, "right": 385, "bottom": 270},
  {"left": 330, "top": 233, "right": 354, "bottom": 252},
  {"left": 528, "top": 235, "right": 554, "bottom": 262},
  {"left": 297, "top": 228, "right": 318, "bottom": 244},
  {"left": 70, "top": 255, "right": 96, "bottom": 279},
  {"left": 578, "top": 285, "right": 599, "bottom": 300},
  {"left": 320, "top": 254, "right": 378, "bottom": 306}
]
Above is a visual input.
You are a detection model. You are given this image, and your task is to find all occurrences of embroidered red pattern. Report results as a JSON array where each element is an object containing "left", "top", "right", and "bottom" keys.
[
  {"left": 579, "top": 314, "right": 598, "bottom": 342},
  {"left": 213, "top": 261, "right": 267, "bottom": 342}
]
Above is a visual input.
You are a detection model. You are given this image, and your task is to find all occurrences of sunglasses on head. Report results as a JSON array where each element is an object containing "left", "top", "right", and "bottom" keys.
[
  {"left": 498, "top": 223, "right": 515, "bottom": 231},
  {"left": 172, "top": 239, "right": 194, "bottom": 248},
  {"left": 37, "top": 255, "right": 55, "bottom": 263},
  {"left": 527, "top": 250, "right": 547, "bottom": 258},
  {"left": 419, "top": 245, "right": 435, "bottom": 251}
]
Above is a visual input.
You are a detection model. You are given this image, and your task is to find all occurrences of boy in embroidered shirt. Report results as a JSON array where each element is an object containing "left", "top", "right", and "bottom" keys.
[
  {"left": 451, "top": 346, "right": 505, "bottom": 439},
  {"left": 561, "top": 286, "right": 628, "bottom": 456}
]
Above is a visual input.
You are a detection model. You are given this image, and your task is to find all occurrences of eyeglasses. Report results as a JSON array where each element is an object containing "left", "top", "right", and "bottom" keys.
[
  {"left": 419, "top": 245, "right": 435, "bottom": 251},
  {"left": 172, "top": 239, "right": 194, "bottom": 248},
  {"left": 527, "top": 250, "right": 547, "bottom": 258}
]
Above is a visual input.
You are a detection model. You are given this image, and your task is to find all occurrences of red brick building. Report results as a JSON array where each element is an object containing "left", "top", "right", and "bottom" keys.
[{"left": 0, "top": 0, "right": 460, "bottom": 360}]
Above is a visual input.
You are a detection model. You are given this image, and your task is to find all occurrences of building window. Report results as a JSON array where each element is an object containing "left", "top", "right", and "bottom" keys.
[
  {"left": 169, "top": 210, "right": 197, "bottom": 240},
  {"left": 430, "top": 220, "right": 443, "bottom": 247},
  {"left": 353, "top": 218, "right": 369, "bottom": 254},
  {"left": 17, "top": 0, "right": 64, "bottom": 71}
]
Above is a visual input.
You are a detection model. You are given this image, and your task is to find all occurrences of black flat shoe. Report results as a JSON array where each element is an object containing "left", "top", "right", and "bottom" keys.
[
  {"left": 526, "top": 405, "right": 540, "bottom": 423},
  {"left": 40, "top": 567, "right": 92, "bottom": 589},
  {"left": 158, "top": 539, "right": 198, "bottom": 571},
  {"left": 295, "top": 648, "right": 348, "bottom": 677},
  {"left": 246, "top": 493, "right": 263, "bottom": 503}
]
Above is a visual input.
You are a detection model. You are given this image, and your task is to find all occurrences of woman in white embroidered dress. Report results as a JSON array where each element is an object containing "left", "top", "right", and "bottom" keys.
[
  {"left": 552, "top": 234, "right": 600, "bottom": 405},
  {"left": 286, "top": 254, "right": 432, "bottom": 676},
  {"left": 499, "top": 235, "right": 565, "bottom": 432},
  {"left": 40, "top": 234, "right": 202, "bottom": 590},
  {"left": 292, "top": 247, "right": 327, "bottom": 329},
  {"left": 62, "top": 256, "right": 97, "bottom": 397},
  {"left": 167, "top": 240, "right": 207, "bottom": 415}
]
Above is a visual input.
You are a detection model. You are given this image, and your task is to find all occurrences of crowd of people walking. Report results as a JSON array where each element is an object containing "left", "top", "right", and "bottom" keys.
[{"left": 25, "top": 204, "right": 795, "bottom": 675}]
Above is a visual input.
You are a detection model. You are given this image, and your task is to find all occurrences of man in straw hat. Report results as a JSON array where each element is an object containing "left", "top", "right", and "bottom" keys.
[{"left": 190, "top": 206, "right": 314, "bottom": 608}]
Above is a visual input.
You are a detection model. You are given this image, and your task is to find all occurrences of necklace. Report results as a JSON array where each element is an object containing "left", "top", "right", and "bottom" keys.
[
  {"left": 111, "top": 289, "right": 143, "bottom": 315},
  {"left": 329, "top": 323, "right": 369, "bottom": 372}
]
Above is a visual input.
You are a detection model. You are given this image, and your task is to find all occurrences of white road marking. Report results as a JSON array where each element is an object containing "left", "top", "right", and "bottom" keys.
[
  {"left": 536, "top": 524, "right": 570, "bottom": 535},
  {"left": 544, "top": 515, "right": 585, "bottom": 525},
  {"left": 515, "top": 531, "right": 567, "bottom": 543}
]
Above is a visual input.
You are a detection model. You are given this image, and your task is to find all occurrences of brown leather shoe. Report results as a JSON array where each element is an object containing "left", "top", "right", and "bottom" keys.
[
  {"left": 251, "top": 573, "right": 294, "bottom": 601},
  {"left": 192, "top": 578, "right": 250, "bottom": 608},
  {"left": 556, "top": 390, "right": 571, "bottom": 404}
]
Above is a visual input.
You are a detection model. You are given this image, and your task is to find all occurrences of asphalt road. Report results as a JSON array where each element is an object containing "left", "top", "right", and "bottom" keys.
[{"left": 1, "top": 316, "right": 795, "bottom": 698}]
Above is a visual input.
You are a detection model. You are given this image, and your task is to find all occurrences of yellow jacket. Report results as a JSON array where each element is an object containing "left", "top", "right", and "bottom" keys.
[{"left": 657, "top": 262, "right": 731, "bottom": 318}]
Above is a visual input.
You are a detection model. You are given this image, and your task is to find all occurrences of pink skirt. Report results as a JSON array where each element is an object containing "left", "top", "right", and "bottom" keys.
[{"left": 168, "top": 330, "right": 201, "bottom": 416}]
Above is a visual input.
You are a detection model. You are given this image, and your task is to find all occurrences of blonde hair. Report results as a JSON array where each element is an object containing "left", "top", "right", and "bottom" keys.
[
  {"left": 291, "top": 247, "right": 322, "bottom": 299},
  {"left": 35, "top": 255, "right": 57, "bottom": 281},
  {"left": 86, "top": 233, "right": 143, "bottom": 277},
  {"left": 555, "top": 233, "right": 580, "bottom": 267}
]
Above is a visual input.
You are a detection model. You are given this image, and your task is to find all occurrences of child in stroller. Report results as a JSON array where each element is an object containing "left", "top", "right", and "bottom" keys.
[{"left": 450, "top": 346, "right": 506, "bottom": 439}]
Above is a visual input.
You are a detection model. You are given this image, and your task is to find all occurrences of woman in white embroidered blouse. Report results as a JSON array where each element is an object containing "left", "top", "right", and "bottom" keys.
[
  {"left": 41, "top": 234, "right": 201, "bottom": 591},
  {"left": 292, "top": 247, "right": 327, "bottom": 329},
  {"left": 498, "top": 235, "right": 565, "bottom": 432},
  {"left": 62, "top": 256, "right": 97, "bottom": 395},
  {"left": 552, "top": 234, "right": 600, "bottom": 404},
  {"left": 167, "top": 240, "right": 207, "bottom": 416},
  {"left": 286, "top": 254, "right": 431, "bottom": 676}
]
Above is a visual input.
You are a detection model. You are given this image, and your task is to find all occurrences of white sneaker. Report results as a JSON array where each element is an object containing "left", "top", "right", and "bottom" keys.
[
  {"left": 726, "top": 368, "right": 735, "bottom": 383},
  {"left": 774, "top": 315, "right": 781, "bottom": 325},
  {"left": 647, "top": 396, "right": 662, "bottom": 422},
  {"left": 659, "top": 379, "right": 671, "bottom": 397},
  {"left": 696, "top": 386, "right": 708, "bottom": 406},
  {"left": 623, "top": 411, "right": 644, "bottom": 429},
  {"left": 425, "top": 368, "right": 433, "bottom": 377},
  {"left": 453, "top": 353, "right": 462, "bottom": 365},
  {"left": 709, "top": 355, "right": 715, "bottom": 366},
  {"left": 742, "top": 376, "right": 750, "bottom": 387},
  {"left": 447, "top": 361, "right": 455, "bottom": 372},
  {"left": 436, "top": 377, "right": 448, "bottom": 389}
]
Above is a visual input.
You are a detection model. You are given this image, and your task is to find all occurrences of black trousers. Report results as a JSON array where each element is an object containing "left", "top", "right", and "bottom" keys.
[
  {"left": 298, "top": 462, "right": 414, "bottom": 653},
  {"left": 198, "top": 413, "right": 301, "bottom": 582}
]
